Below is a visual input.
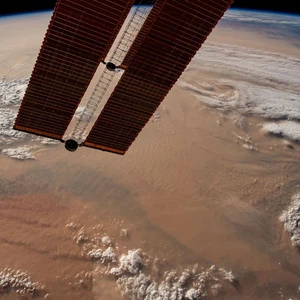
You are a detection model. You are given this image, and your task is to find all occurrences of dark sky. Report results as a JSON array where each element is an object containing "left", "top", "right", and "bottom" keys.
[{"left": 0, "top": 0, "right": 299, "bottom": 16}]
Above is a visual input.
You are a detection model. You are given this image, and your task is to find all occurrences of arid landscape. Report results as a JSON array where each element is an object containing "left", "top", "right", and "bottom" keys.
[{"left": 0, "top": 8, "right": 300, "bottom": 300}]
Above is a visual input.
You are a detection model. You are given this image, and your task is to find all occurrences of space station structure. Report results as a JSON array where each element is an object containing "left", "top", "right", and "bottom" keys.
[{"left": 14, "top": 0, "right": 234, "bottom": 154}]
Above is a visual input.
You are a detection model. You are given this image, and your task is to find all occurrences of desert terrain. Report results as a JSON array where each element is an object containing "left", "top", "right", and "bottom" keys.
[{"left": 0, "top": 9, "right": 300, "bottom": 300}]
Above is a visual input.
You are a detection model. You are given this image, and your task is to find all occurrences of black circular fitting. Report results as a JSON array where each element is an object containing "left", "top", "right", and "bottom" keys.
[
  {"left": 106, "top": 62, "right": 117, "bottom": 71},
  {"left": 65, "top": 139, "right": 78, "bottom": 152}
]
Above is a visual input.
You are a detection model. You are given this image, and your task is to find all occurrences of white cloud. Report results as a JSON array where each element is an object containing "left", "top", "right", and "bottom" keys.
[
  {"left": 0, "top": 77, "right": 59, "bottom": 158},
  {"left": 0, "top": 267, "right": 45, "bottom": 296},
  {"left": 114, "top": 264, "right": 237, "bottom": 300},
  {"left": 223, "top": 10, "right": 300, "bottom": 26},
  {"left": 181, "top": 42, "right": 300, "bottom": 120},
  {"left": 0, "top": 76, "right": 28, "bottom": 106},
  {"left": 70, "top": 223, "right": 238, "bottom": 300},
  {"left": 110, "top": 249, "right": 143, "bottom": 276},
  {"left": 0, "top": 108, "right": 17, "bottom": 128},
  {"left": 262, "top": 121, "right": 300, "bottom": 142},
  {"left": 75, "top": 106, "right": 85, "bottom": 118},
  {"left": 2, "top": 146, "right": 36, "bottom": 160},
  {"left": 280, "top": 193, "right": 300, "bottom": 247}
]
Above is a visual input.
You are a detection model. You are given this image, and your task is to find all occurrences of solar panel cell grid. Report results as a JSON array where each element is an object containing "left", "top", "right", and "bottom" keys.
[
  {"left": 84, "top": 0, "right": 234, "bottom": 154},
  {"left": 14, "top": 0, "right": 135, "bottom": 139}
]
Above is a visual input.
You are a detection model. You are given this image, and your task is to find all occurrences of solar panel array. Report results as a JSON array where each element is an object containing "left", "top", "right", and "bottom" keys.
[
  {"left": 84, "top": 0, "right": 234, "bottom": 154},
  {"left": 14, "top": 0, "right": 135, "bottom": 139}
]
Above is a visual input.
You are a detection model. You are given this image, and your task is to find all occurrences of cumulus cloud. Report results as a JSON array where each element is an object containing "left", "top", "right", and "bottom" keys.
[
  {"left": 262, "top": 121, "right": 300, "bottom": 142},
  {"left": 0, "top": 76, "right": 28, "bottom": 105},
  {"left": 2, "top": 146, "right": 36, "bottom": 160},
  {"left": 0, "top": 77, "right": 58, "bottom": 160},
  {"left": 99, "top": 249, "right": 237, "bottom": 300},
  {"left": 68, "top": 220, "right": 238, "bottom": 300},
  {"left": 280, "top": 193, "right": 300, "bottom": 247},
  {"left": 0, "top": 267, "right": 45, "bottom": 296},
  {"left": 113, "top": 263, "right": 237, "bottom": 300}
]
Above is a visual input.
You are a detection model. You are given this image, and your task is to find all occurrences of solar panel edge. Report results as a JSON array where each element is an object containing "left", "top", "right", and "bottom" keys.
[
  {"left": 83, "top": 142, "right": 125, "bottom": 155},
  {"left": 13, "top": 124, "right": 63, "bottom": 141}
]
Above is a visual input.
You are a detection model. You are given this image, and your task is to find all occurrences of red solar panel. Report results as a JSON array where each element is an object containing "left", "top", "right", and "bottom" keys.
[
  {"left": 84, "top": 0, "right": 234, "bottom": 154},
  {"left": 14, "top": 0, "right": 135, "bottom": 139}
]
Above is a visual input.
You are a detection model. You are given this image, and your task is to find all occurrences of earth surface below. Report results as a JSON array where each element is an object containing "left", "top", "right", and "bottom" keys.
[{"left": 0, "top": 7, "right": 300, "bottom": 300}]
